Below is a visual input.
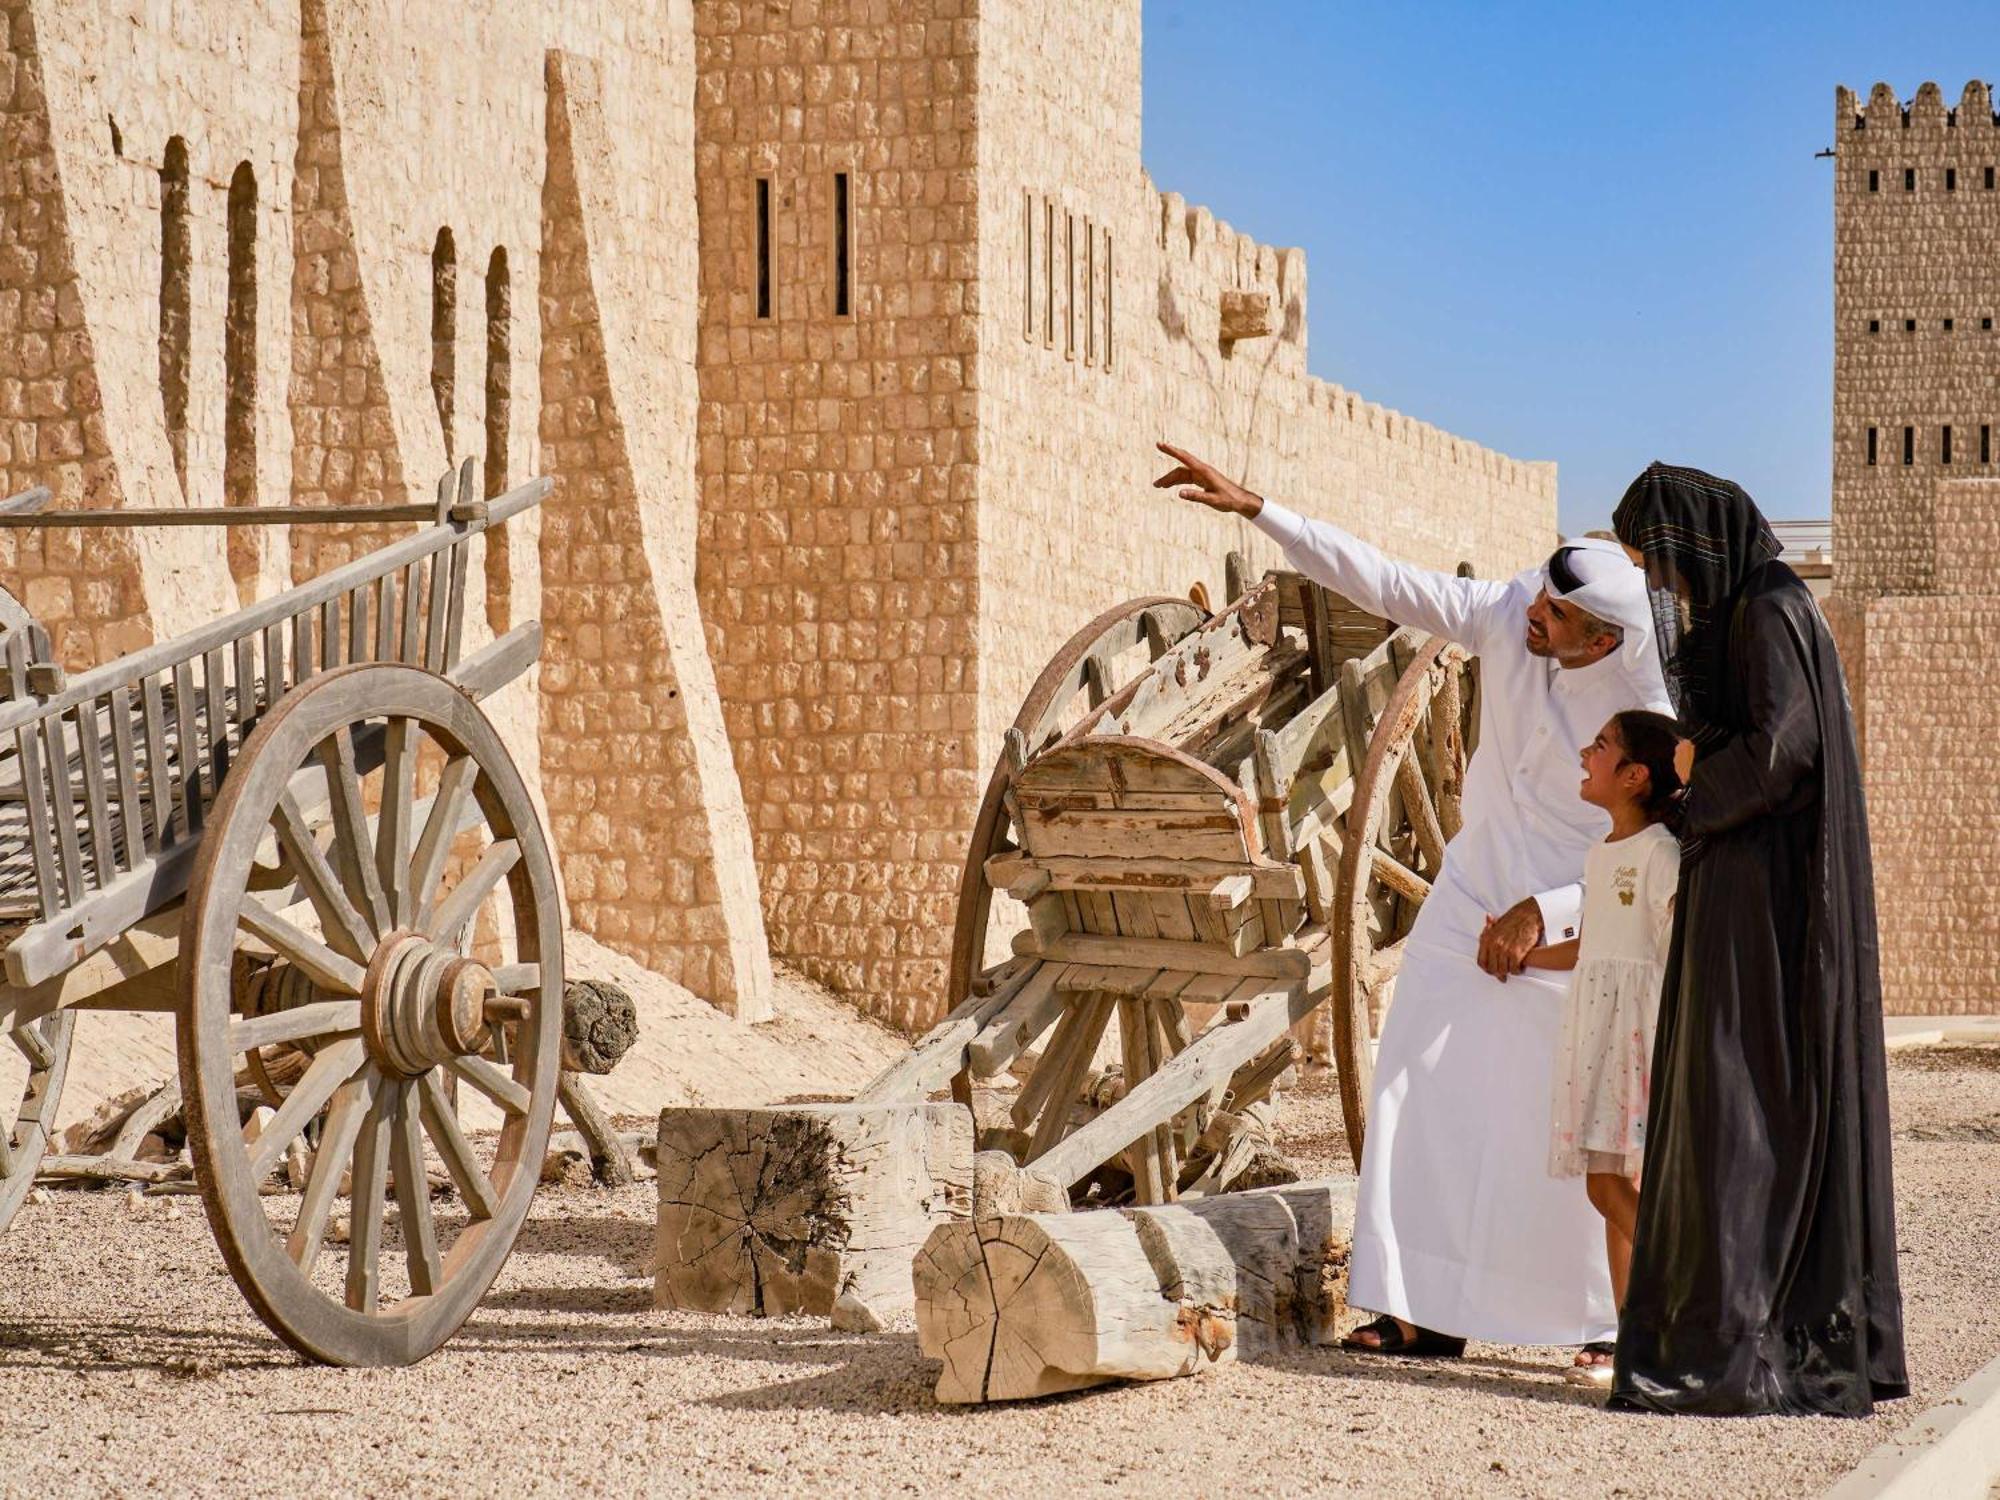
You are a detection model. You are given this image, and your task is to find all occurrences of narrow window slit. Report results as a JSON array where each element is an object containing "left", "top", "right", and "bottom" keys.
[
  {"left": 832, "top": 171, "right": 850, "bottom": 318},
  {"left": 756, "top": 178, "right": 772, "bottom": 320}
]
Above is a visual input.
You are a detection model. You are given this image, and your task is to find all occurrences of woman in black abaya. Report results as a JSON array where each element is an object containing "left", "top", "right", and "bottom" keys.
[{"left": 1608, "top": 463, "right": 1906, "bottom": 1416}]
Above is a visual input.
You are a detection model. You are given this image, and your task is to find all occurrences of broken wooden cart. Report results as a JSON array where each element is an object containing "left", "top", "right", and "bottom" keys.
[
  {"left": 0, "top": 464, "right": 562, "bottom": 1366},
  {"left": 858, "top": 558, "right": 1478, "bottom": 1200}
]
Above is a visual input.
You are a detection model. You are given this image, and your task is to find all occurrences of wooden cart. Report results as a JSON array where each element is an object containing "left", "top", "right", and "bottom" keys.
[
  {"left": 0, "top": 463, "right": 562, "bottom": 1366},
  {"left": 858, "top": 558, "right": 1477, "bottom": 1199}
]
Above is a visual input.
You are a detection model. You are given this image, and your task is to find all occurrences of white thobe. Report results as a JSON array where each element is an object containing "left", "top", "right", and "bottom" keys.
[{"left": 1252, "top": 501, "right": 1673, "bottom": 1345}]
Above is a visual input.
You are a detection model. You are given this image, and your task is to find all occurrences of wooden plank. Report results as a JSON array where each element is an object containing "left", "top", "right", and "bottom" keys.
[
  {"left": 172, "top": 659, "right": 204, "bottom": 832},
  {"left": 1032, "top": 976, "right": 1322, "bottom": 1189},
  {"left": 1109, "top": 890, "right": 1158, "bottom": 939},
  {"left": 985, "top": 852, "right": 1302, "bottom": 902},
  {"left": 1026, "top": 993, "right": 1115, "bottom": 1161},
  {"left": 290, "top": 609, "right": 312, "bottom": 689},
  {"left": 966, "top": 963, "right": 1065, "bottom": 1078},
  {"left": 424, "top": 480, "right": 452, "bottom": 669},
  {"left": 232, "top": 635, "right": 256, "bottom": 740},
  {"left": 372, "top": 573, "right": 394, "bottom": 662},
  {"left": 7, "top": 638, "right": 61, "bottom": 918},
  {"left": 1149, "top": 892, "right": 1198, "bottom": 943},
  {"left": 400, "top": 561, "right": 424, "bottom": 665},
  {"left": 1008, "top": 991, "right": 1093, "bottom": 1131},
  {"left": 260, "top": 622, "right": 284, "bottom": 713},
  {"left": 1052, "top": 964, "right": 1159, "bottom": 999},
  {"left": 319, "top": 598, "right": 342, "bottom": 671},
  {"left": 140, "top": 672, "right": 175, "bottom": 844},
  {"left": 1076, "top": 889, "right": 1119, "bottom": 936},
  {"left": 202, "top": 646, "right": 229, "bottom": 785},
  {"left": 1012, "top": 930, "right": 1313, "bottom": 981},
  {"left": 0, "top": 484, "right": 51, "bottom": 516},
  {"left": 1118, "top": 998, "right": 1166, "bottom": 1203},
  {"left": 72, "top": 698, "right": 116, "bottom": 883},
  {"left": 853, "top": 962, "right": 1038, "bottom": 1103},
  {"left": 1020, "top": 808, "right": 1253, "bottom": 863},
  {"left": 106, "top": 684, "right": 146, "bottom": 865},
  {"left": 41, "top": 710, "right": 84, "bottom": 904},
  {"left": 346, "top": 583, "right": 370, "bottom": 664}
]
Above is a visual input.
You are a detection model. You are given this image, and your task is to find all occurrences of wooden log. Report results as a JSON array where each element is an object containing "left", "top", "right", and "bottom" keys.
[
  {"left": 913, "top": 1210, "right": 1218, "bottom": 1404},
  {"left": 556, "top": 1071, "right": 633, "bottom": 1187},
  {"left": 912, "top": 1178, "right": 1357, "bottom": 1403},
  {"left": 653, "top": 1102, "right": 972, "bottom": 1325},
  {"left": 559, "top": 977, "right": 638, "bottom": 1075}
]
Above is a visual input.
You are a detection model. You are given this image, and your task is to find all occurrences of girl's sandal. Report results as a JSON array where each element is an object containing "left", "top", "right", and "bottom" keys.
[
  {"left": 1339, "top": 1314, "right": 1467, "bottom": 1359},
  {"left": 1564, "top": 1340, "right": 1617, "bottom": 1388}
]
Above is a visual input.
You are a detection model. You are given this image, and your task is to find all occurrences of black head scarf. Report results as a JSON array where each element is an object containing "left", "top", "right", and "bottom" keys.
[{"left": 1611, "top": 462, "right": 1782, "bottom": 746}]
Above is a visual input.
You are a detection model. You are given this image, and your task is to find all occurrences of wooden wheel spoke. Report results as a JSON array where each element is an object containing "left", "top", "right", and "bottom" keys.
[
  {"left": 245, "top": 1037, "right": 367, "bottom": 1182},
  {"left": 287, "top": 1069, "right": 376, "bottom": 1273},
  {"left": 376, "top": 718, "right": 418, "bottom": 929},
  {"left": 1393, "top": 749, "right": 1446, "bottom": 873},
  {"left": 423, "top": 838, "right": 520, "bottom": 945},
  {"left": 418, "top": 1069, "right": 498, "bottom": 1219},
  {"left": 227, "top": 999, "right": 363, "bottom": 1055},
  {"left": 408, "top": 756, "right": 477, "bottom": 926},
  {"left": 270, "top": 792, "right": 374, "bottom": 964},
  {"left": 345, "top": 1092, "right": 392, "bottom": 1314},
  {"left": 388, "top": 1083, "right": 442, "bottom": 1296},
  {"left": 446, "top": 1052, "right": 530, "bottom": 1116},
  {"left": 238, "top": 899, "right": 368, "bottom": 996},
  {"left": 11, "top": 1022, "right": 55, "bottom": 1071},
  {"left": 1369, "top": 846, "right": 1430, "bottom": 903},
  {"left": 318, "top": 726, "right": 391, "bottom": 935},
  {"left": 489, "top": 962, "right": 540, "bottom": 997}
]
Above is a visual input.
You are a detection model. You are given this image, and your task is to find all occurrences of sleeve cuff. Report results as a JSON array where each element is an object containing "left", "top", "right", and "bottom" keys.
[
  {"left": 1532, "top": 885, "right": 1583, "bottom": 944},
  {"left": 1249, "top": 498, "right": 1308, "bottom": 551}
]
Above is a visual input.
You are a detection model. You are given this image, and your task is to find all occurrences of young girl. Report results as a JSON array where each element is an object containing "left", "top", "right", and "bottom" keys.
[{"left": 1526, "top": 709, "right": 1684, "bottom": 1386}]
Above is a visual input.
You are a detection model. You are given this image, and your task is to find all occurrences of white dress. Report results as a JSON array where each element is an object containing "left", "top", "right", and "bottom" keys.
[
  {"left": 1548, "top": 824, "right": 1680, "bottom": 1179},
  {"left": 1251, "top": 501, "right": 1672, "bottom": 1346}
]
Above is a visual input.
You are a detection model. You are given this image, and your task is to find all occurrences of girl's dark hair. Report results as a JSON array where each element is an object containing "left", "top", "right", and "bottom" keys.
[{"left": 1610, "top": 709, "right": 1686, "bottom": 826}]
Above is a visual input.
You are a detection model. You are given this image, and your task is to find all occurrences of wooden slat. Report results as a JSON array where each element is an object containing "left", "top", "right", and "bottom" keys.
[
  {"left": 1013, "top": 929, "right": 1314, "bottom": 980},
  {"left": 73, "top": 699, "right": 116, "bottom": 883},
  {"left": 372, "top": 573, "right": 394, "bottom": 662},
  {"left": 291, "top": 608, "right": 313, "bottom": 688},
  {"left": 6, "top": 640, "right": 59, "bottom": 918},
  {"left": 231, "top": 635, "right": 256, "bottom": 741},
  {"left": 400, "top": 561, "right": 424, "bottom": 664},
  {"left": 320, "top": 598, "right": 342, "bottom": 671},
  {"left": 172, "top": 659, "right": 204, "bottom": 832},
  {"left": 260, "top": 622, "right": 284, "bottom": 713},
  {"left": 107, "top": 684, "right": 146, "bottom": 864},
  {"left": 347, "top": 584, "right": 370, "bottom": 664},
  {"left": 985, "top": 852, "right": 1303, "bottom": 902},
  {"left": 140, "top": 672, "right": 176, "bottom": 844},
  {"left": 202, "top": 646, "right": 229, "bottom": 785},
  {"left": 41, "top": 710, "right": 84, "bottom": 904}
]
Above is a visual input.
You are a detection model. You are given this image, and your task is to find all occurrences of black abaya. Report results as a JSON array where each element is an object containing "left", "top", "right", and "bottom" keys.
[{"left": 1608, "top": 553, "right": 1907, "bottom": 1416}]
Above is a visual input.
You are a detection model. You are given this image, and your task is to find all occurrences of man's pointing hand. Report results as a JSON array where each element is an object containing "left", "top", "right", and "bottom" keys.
[{"left": 1154, "top": 442, "right": 1264, "bottom": 519}]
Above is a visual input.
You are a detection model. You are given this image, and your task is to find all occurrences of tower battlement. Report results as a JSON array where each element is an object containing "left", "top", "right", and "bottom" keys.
[{"left": 1836, "top": 80, "right": 1997, "bottom": 133}]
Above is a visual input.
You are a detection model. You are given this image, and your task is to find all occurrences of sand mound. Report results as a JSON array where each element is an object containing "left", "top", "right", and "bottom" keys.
[{"left": 2, "top": 930, "right": 909, "bottom": 1135}]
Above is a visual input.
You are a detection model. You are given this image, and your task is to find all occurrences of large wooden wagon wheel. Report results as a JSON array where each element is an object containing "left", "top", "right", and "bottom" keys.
[
  {"left": 1329, "top": 636, "right": 1475, "bottom": 1164},
  {"left": 179, "top": 662, "right": 562, "bottom": 1367},
  {"left": 945, "top": 595, "right": 1209, "bottom": 1021},
  {"left": 0, "top": 1011, "right": 74, "bottom": 1233}
]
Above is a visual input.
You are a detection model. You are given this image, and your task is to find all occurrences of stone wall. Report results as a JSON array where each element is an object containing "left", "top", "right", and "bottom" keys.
[
  {"left": 692, "top": 0, "right": 985, "bottom": 1025},
  {"left": 2, "top": 0, "right": 770, "bottom": 1018},
  {"left": 1832, "top": 83, "right": 2000, "bottom": 1014}
]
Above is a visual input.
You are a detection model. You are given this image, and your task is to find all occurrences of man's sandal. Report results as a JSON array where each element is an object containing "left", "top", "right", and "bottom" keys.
[
  {"left": 1339, "top": 1314, "right": 1467, "bottom": 1358},
  {"left": 1564, "top": 1340, "right": 1616, "bottom": 1387}
]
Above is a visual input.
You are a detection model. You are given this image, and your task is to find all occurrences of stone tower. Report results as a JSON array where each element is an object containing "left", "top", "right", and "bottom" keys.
[
  {"left": 1831, "top": 80, "right": 2000, "bottom": 1016},
  {"left": 1832, "top": 80, "right": 2000, "bottom": 601}
]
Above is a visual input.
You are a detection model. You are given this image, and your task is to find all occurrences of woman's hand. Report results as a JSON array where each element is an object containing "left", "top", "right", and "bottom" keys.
[
  {"left": 1153, "top": 442, "right": 1264, "bottom": 518},
  {"left": 1674, "top": 738, "right": 1696, "bottom": 784}
]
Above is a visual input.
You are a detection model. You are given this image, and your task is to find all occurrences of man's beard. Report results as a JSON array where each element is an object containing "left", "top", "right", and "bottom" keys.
[{"left": 1524, "top": 626, "right": 1552, "bottom": 659}]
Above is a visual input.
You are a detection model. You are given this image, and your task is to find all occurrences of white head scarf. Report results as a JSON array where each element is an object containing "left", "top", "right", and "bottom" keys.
[{"left": 1542, "top": 537, "right": 1654, "bottom": 673}]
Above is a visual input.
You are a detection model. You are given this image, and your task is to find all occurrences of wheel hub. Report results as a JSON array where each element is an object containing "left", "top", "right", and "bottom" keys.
[{"left": 361, "top": 930, "right": 499, "bottom": 1078}]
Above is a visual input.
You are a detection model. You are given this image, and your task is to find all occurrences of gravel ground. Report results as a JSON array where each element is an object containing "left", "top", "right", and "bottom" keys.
[{"left": 1, "top": 1046, "right": 1995, "bottom": 1499}]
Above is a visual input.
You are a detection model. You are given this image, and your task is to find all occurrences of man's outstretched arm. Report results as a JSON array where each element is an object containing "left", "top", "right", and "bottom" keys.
[{"left": 1153, "top": 442, "right": 1511, "bottom": 648}]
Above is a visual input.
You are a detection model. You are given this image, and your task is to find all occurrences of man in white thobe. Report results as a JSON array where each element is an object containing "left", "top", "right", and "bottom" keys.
[{"left": 1153, "top": 443, "right": 1672, "bottom": 1352}]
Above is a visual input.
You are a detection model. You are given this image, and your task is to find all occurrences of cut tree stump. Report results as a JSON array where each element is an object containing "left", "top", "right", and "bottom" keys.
[
  {"left": 911, "top": 1178, "right": 1355, "bottom": 1403},
  {"left": 653, "top": 1102, "right": 973, "bottom": 1325}
]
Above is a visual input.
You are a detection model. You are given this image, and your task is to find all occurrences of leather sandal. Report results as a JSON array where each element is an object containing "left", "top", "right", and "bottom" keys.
[{"left": 1339, "top": 1313, "right": 1467, "bottom": 1358}]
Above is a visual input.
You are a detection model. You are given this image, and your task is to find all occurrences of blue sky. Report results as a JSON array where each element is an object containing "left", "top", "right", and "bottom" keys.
[{"left": 1142, "top": 1, "right": 1999, "bottom": 533}]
